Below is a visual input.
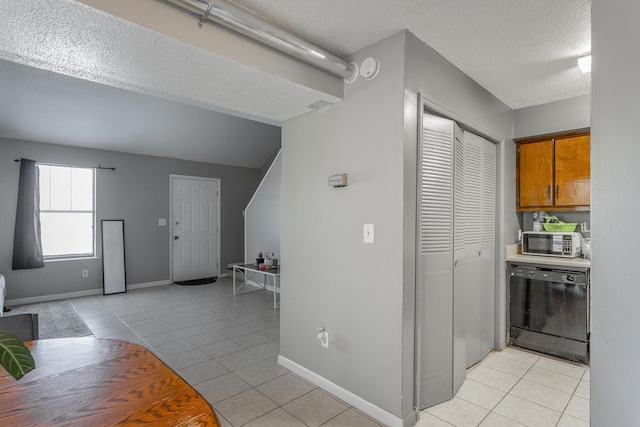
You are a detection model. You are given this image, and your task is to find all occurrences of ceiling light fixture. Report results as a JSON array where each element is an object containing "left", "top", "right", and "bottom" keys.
[{"left": 578, "top": 55, "right": 592, "bottom": 74}]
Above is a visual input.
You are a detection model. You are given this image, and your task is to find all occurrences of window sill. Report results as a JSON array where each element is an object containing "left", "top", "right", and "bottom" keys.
[{"left": 44, "top": 256, "right": 100, "bottom": 263}]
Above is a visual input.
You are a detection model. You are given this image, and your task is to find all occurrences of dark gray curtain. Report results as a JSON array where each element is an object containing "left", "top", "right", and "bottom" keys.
[{"left": 12, "top": 159, "right": 44, "bottom": 270}]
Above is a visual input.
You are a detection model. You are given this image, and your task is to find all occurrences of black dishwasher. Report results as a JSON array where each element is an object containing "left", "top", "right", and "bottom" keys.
[{"left": 509, "top": 264, "right": 589, "bottom": 363}]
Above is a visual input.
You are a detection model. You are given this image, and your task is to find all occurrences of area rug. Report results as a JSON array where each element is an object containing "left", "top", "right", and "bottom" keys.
[
  {"left": 7, "top": 299, "right": 92, "bottom": 339},
  {"left": 174, "top": 277, "right": 217, "bottom": 286}
]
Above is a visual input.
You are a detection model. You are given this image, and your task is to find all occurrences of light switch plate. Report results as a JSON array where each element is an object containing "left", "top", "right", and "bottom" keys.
[
  {"left": 159, "top": 219, "right": 167, "bottom": 226},
  {"left": 364, "top": 224, "right": 374, "bottom": 243}
]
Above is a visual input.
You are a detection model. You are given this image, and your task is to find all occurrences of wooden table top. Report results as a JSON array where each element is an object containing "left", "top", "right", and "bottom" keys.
[{"left": 0, "top": 337, "right": 220, "bottom": 426}]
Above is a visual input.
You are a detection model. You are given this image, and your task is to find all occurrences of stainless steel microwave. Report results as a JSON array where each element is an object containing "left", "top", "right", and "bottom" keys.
[{"left": 522, "top": 231, "right": 582, "bottom": 258}]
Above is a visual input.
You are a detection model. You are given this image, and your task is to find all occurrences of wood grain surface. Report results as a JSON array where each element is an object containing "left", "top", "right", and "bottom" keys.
[
  {"left": 517, "top": 139, "right": 554, "bottom": 208},
  {"left": 0, "top": 337, "right": 219, "bottom": 426},
  {"left": 555, "top": 134, "right": 590, "bottom": 207}
]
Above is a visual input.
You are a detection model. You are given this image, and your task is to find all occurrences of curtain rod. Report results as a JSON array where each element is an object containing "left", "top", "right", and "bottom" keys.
[{"left": 14, "top": 159, "right": 115, "bottom": 171}]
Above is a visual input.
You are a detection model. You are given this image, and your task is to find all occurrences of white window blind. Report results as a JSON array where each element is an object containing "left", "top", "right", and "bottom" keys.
[{"left": 39, "top": 164, "right": 95, "bottom": 259}]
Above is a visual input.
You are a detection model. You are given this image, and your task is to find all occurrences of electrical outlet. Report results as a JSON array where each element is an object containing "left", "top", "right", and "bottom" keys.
[
  {"left": 317, "top": 328, "right": 329, "bottom": 348},
  {"left": 320, "top": 331, "right": 329, "bottom": 348},
  {"left": 82, "top": 270, "right": 88, "bottom": 278}
]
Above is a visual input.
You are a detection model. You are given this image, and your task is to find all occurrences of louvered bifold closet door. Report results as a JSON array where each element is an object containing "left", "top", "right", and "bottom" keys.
[
  {"left": 463, "top": 137, "right": 484, "bottom": 367},
  {"left": 480, "top": 137, "right": 497, "bottom": 358},
  {"left": 463, "top": 132, "right": 497, "bottom": 366},
  {"left": 452, "top": 125, "right": 467, "bottom": 395},
  {"left": 417, "top": 114, "right": 455, "bottom": 409}
]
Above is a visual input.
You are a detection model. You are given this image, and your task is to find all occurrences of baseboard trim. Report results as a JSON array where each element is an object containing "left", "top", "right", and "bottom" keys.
[
  {"left": 6, "top": 280, "right": 172, "bottom": 306},
  {"left": 128, "top": 280, "right": 172, "bottom": 290},
  {"left": 6, "top": 289, "right": 102, "bottom": 306},
  {"left": 277, "top": 355, "right": 404, "bottom": 427}
]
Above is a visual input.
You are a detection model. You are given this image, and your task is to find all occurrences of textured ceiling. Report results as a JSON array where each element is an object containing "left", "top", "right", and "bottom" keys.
[
  {"left": 0, "top": 0, "right": 591, "bottom": 167},
  {"left": 0, "top": 59, "right": 281, "bottom": 168},
  {"left": 234, "top": 0, "right": 592, "bottom": 109}
]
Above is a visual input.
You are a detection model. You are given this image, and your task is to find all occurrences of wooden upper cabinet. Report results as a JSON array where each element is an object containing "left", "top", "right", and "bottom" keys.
[
  {"left": 516, "top": 132, "right": 590, "bottom": 211},
  {"left": 518, "top": 140, "right": 554, "bottom": 208},
  {"left": 555, "top": 135, "right": 590, "bottom": 206}
]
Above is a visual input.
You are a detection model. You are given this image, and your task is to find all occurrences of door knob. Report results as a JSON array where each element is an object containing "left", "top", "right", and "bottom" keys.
[{"left": 174, "top": 236, "right": 179, "bottom": 240}]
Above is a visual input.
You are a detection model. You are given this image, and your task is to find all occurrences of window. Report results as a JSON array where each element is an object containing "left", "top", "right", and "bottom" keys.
[{"left": 39, "top": 164, "right": 95, "bottom": 259}]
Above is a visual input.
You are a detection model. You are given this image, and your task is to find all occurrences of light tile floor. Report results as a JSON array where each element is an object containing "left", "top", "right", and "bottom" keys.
[
  {"left": 417, "top": 347, "right": 590, "bottom": 427},
  {"left": 69, "top": 278, "right": 384, "bottom": 427},
  {"left": 68, "top": 278, "right": 589, "bottom": 427}
]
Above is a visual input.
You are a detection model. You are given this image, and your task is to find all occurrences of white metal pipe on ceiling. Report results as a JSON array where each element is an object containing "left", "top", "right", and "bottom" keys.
[{"left": 162, "top": 0, "right": 358, "bottom": 82}]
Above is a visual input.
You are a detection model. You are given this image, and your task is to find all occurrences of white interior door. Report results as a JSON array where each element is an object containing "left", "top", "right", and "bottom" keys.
[{"left": 171, "top": 176, "right": 220, "bottom": 282}]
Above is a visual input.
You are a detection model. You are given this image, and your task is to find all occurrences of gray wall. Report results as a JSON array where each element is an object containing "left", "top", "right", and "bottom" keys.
[
  {"left": 281, "top": 31, "right": 407, "bottom": 419},
  {"left": 0, "top": 138, "right": 261, "bottom": 301},
  {"left": 404, "top": 32, "right": 513, "bottom": 140},
  {"left": 280, "top": 30, "right": 516, "bottom": 424},
  {"left": 513, "top": 94, "right": 591, "bottom": 139},
  {"left": 245, "top": 150, "right": 281, "bottom": 264},
  {"left": 591, "top": 1, "right": 640, "bottom": 424}
]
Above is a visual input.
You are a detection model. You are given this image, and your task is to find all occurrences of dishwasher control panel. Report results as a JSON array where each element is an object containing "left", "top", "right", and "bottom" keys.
[{"left": 509, "top": 265, "right": 587, "bottom": 285}]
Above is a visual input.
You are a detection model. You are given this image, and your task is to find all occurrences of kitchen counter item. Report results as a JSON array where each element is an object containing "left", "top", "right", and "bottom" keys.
[
  {"left": 522, "top": 231, "right": 582, "bottom": 258},
  {"left": 506, "top": 244, "right": 590, "bottom": 269},
  {"left": 582, "top": 238, "right": 591, "bottom": 260},
  {"left": 543, "top": 222, "right": 578, "bottom": 232}
]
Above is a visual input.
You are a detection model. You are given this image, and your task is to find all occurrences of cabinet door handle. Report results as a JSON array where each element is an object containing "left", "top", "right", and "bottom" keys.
[
  {"left": 547, "top": 184, "right": 551, "bottom": 199},
  {"left": 556, "top": 185, "right": 560, "bottom": 200}
]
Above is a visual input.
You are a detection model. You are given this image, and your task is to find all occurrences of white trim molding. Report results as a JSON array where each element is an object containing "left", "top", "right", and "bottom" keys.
[
  {"left": 278, "top": 355, "right": 404, "bottom": 427},
  {"left": 5, "top": 280, "right": 171, "bottom": 306},
  {"left": 128, "top": 280, "right": 172, "bottom": 290}
]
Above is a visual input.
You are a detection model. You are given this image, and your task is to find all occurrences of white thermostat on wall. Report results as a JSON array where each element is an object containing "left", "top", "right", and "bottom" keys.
[{"left": 328, "top": 174, "right": 348, "bottom": 188}]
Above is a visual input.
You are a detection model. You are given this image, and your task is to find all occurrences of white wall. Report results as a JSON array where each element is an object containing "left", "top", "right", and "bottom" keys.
[
  {"left": 245, "top": 151, "right": 281, "bottom": 264},
  {"left": 591, "top": 1, "right": 640, "bottom": 424}
]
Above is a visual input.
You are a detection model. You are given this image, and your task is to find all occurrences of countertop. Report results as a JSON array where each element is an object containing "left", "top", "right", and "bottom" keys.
[{"left": 506, "top": 244, "right": 591, "bottom": 269}]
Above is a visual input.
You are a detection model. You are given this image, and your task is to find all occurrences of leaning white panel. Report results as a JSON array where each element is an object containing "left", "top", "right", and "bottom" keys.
[{"left": 102, "top": 220, "right": 126, "bottom": 295}]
